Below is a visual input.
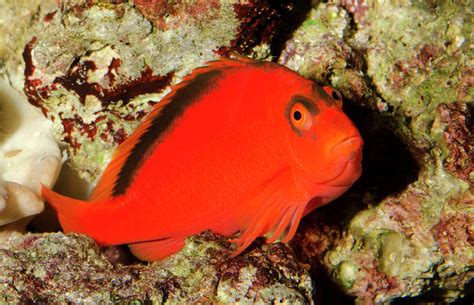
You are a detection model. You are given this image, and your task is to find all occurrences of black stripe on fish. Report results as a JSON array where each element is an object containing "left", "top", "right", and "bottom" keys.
[{"left": 113, "top": 69, "right": 223, "bottom": 196}]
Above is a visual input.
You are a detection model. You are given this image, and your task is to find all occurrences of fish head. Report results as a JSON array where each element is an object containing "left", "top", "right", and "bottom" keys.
[{"left": 286, "top": 84, "right": 363, "bottom": 201}]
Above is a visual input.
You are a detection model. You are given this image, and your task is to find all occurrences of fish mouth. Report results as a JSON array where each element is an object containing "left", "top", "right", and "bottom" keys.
[
  {"left": 312, "top": 136, "right": 363, "bottom": 186},
  {"left": 326, "top": 157, "right": 362, "bottom": 187},
  {"left": 330, "top": 137, "right": 363, "bottom": 159},
  {"left": 314, "top": 157, "right": 362, "bottom": 187}
]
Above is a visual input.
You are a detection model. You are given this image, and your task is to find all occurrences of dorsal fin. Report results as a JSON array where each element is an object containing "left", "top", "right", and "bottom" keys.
[{"left": 89, "top": 57, "right": 258, "bottom": 202}]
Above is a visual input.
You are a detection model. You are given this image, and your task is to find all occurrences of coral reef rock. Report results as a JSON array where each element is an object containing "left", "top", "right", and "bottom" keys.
[
  {"left": 285, "top": 1, "right": 473, "bottom": 304},
  {"left": 0, "top": 232, "right": 313, "bottom": 303},
  {"left": 0, "top": 0, "right": 58, "bottom": 90}
]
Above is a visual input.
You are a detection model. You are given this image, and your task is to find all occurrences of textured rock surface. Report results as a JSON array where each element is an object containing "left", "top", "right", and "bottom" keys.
[
  {"left": 0, "top": 232, "right": 313, "bottom": 303},
  {"left": 284, "top": 1, "right": 473, "bottom": 304},
  {"left": 22, "top": 0, "right": 236, "bottom": 181},
  {"left": 0, "top": 0, "right": 57, "bottom": 90}
]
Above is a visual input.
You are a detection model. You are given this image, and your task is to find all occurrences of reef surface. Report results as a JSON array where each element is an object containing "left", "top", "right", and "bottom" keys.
[{"left": 0, "top": 232, "right": 313, "bottom": 303}]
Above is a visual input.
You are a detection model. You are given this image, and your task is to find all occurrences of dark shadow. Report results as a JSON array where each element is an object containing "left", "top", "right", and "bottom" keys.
[
  {"left": 312, "top": 262, "right": 356, "bottom": 305},
  {"left": 29, "top": 162, "right": 93, "bottom": 233},
  {"left": 51, "top": 161, "right": 93, "bottom": 201},
  {"left": 342, "top": 100, "right": 420, "bottom": 205},
  {"left": 226, "top": 1, "right": 312, "bottom": 59},
  {"left": 268, "top": 1, "right": 313, "bottom": 60},
  {"left": 101, "top": 245, "right": 141, "bottom": 266}
]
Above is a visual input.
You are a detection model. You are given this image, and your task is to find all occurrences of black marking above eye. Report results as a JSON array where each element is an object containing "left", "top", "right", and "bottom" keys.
[
  {"left": 293, "top": 110, "right": 302, "bottom": 120},
  {"left": 313, "top": 83, "right": 340, "bottom": 107},
  {"left": 289, "top": 95, "right": 317, "bottom": 114}
]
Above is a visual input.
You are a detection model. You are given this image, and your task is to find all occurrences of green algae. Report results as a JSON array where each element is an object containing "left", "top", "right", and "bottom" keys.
[
  {"left": 334, "top": 261, "right": 360, "bottom": 289},
  {"left": 377, "top": 231, "right": 413, "bottom": 278},
  {"left": 280, "top": 3, "right": 350, "bottom": 83},
  {"left": 359, "top": 0, "right": 472, "bottom": 154}
]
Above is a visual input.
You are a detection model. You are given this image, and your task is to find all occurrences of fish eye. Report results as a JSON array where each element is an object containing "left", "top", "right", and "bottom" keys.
[
  {"left": 322, "top": 86, "right": 343, "bottom": 108},
  {"left": 331, "top": 90, "right": 341, "bottom": 101},
  {"left": 290, "top": 103, "right": 312, "bottom": 131}
]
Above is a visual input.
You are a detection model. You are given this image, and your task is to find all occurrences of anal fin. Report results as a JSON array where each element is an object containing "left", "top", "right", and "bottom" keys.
[{"left": 129, "top": 237, "right": 185, "bottom": 262}]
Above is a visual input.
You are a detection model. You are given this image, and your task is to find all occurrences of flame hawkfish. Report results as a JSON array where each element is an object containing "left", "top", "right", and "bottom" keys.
[{"left": 42, "top": 57, "right": 363, "bottom": 261}]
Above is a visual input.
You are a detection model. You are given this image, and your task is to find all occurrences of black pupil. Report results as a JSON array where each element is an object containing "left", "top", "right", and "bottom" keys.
[
  {"left": 293, "top": 111, "right": 302, "bottom": 121},
  {"left": 332, "top": 91, "right": 340, "bottom": 100}
]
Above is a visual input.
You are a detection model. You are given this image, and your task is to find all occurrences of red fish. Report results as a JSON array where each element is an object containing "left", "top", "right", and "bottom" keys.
[{"left": 42, "top": 57, "right": 363, "bottom": 261}]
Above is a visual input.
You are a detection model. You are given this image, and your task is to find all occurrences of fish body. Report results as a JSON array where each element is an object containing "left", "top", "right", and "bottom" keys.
[{"left": 43, "top": 57, "right": 363, "bottom": 261}]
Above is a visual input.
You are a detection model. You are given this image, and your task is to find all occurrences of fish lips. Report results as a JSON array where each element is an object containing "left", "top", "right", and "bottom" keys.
[
  {"left": 313, "top": 137, "right": 363, "bottom": 187},
  {"left": 329, "top": 157, "right": 362, "bottom": 187},
  {"left": 327, "top": 137, "right": 363, "bottom": 187},
  {"left": 330, "top": 137, "right": 363, "bottom": 160}
]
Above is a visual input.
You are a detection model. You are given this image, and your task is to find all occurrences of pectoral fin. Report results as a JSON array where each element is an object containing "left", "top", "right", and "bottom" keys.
[{"left": 230, "top": 168, "right": 308, "bottom": 257}]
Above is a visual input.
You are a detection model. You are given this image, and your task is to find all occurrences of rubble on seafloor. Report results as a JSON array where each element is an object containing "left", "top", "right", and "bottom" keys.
[
  {"left": 0, "top": 232, "right": 313, "bottom": 303},
  {"left": 0, "top": 0, "right": 472, "bottom": 304}
]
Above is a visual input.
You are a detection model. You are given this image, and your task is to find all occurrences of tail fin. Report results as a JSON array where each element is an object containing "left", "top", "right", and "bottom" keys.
[{"left": 41, "top": 185, "right": 91, "bottom": 234}]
